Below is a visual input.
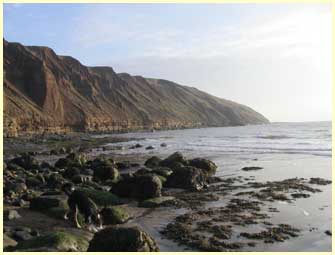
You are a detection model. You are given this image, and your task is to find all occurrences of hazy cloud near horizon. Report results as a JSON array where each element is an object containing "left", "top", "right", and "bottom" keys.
[{"left": 4, "top": 3, "right": 332, "bottom": 122}]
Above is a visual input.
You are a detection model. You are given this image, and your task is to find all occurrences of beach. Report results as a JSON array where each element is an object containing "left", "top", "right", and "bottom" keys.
[{"left": 3, "top": 121, "right": 332, "bottom": 251}]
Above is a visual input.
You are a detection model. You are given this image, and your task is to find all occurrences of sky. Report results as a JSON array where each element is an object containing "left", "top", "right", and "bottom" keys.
[{"left": 4, "top": 3, "right": 332, "bottom": 122}]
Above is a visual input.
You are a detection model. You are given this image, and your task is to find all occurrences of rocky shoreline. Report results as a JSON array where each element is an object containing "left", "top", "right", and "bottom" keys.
[{"left": 3, "top": 135, "right": 332, "bottom": 252}]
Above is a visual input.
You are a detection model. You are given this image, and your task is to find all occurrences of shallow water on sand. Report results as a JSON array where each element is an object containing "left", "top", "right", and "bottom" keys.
[{"left": 95, "top": 122, "right": 332, "bottom": 251}]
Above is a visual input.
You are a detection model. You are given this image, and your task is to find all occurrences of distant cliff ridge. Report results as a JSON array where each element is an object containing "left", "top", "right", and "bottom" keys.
[{"left": 3, "top": 39, "right": 269, "bottom": 137}]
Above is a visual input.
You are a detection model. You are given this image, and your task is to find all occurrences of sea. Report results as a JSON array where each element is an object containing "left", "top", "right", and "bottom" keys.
[{"left": 96, "top": 121, "right": 332, "bottom": 251}]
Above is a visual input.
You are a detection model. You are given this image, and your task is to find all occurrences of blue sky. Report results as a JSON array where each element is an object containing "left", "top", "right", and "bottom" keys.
[{"left": 4, "top": 4, "right": 332, "bottom": 122}]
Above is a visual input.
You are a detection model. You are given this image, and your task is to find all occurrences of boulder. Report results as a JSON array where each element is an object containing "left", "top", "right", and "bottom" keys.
[
  {"left": 77, "top": 188, "right": 120, "bottom": 206},
  {"left": 7, "top": 231, "right": 89, "bottom": 252},
  {"left": 116, "top": 161, "right": 131, "bottom": 170},
  {"left": 129, "top": 143, "right": 143, "bottom": 149},
  {"left": 100, "top": 206, "right": 130, "bottom": 225},
  {"left": 151, "top": 167, "right": 173, "bottom": 177},
  {"left": 87, "top": 226, "right": 159, "bottom": 251},
  {"left": 5, "top": 210, "right": 22, "bottom": 220},
  {"left": 166, "top": 166, "right": 207, "bottom": 191},
  {"left": 160, "top": 143, "right": 167, "bottom": 147},
  {"left": 10, "top": 153, "right": 39, "bottom": 170},
  {"left": 26, "top": 176, "right": 44, "bottom": 188},
  {"left": 188, "top": 158, "right": 217, "bottom": 177},
  {"left": 145, "top": 146, "right": 154, "bottom": 150},
  {"left": 93, "top": 163, "right": 119, "bottom": 182},
  {"left": 46, "top": 173, "right": 67, "bottom": 189},
  {"left": 111, "top": 175, "right": 162, "bottom": 199},
  {"left": 134, "top": 167, "right": 152, "bottom": 176},
  {"left": 144, "top": 156, "right": 162, "bottom": 168},
  {"left": 30, "top": 195, "right": 68, "bottom": 211},
  {"left": 159, "top": 152, "right": 188, "bottom": 169},
  {"left": 62, "top": 167, "right": 81, "bottom": 179},
  {"left": 139, "top": 196, "right": 175, "bottom": 208}
]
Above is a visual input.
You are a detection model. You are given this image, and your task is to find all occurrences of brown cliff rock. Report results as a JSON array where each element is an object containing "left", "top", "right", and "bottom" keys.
[{"left": 3, "top": 39, "right": 269, "bottom": 137}]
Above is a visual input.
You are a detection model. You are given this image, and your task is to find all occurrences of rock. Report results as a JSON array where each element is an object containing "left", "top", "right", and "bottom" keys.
[
  {"left": 4, "top": 181, "right": 27, "bottom": 194},
  {"left": 7, "top": 231, "right": 89, "bottom": 251},
  {"left": 5, "top": 210, "right": 22, "bottom": 220},
  {"left": 87, "top": 226, "right": 159, "bottom": 251},
  {"left": 145, "top": 146, "right": 154, "bottom": 150},
  {"left": 100, "top": 206, "right": 130, "bottom": 225},
  {"left": 151, "top": 167, "right": 173, "bottom": 177},
  {"left": 10, "top": 153, "right": 39, "bottom": 170},
  {"left": 134, "top": 167, "right": 152, "bottom": 176},
  {"left": 30, "top": 195, "right": 68, "bottom": 211},
  {"left": 156, "top": 175, "right": 167, "bottom": 185},
  {"left": 325, "top": 230, "right": 332, "bottom": 236},
  {"left": 111, "top": 174, "right": 162, "bottom": 199},
  {"left": 58, "top": 147, "right": 67, "bottom": 154},
  {"left": 40, "top": 161, "right": 51, "bottom": 170},
  {"left": 144, "top": 156, "right": 162, "bottom": 168},
  {"left": 130, "top": 143, "right": 143, "bottom": 149},
  {"left": 62, "top": 167, "right": 81, "bottom": 179},
  {"left": 71, "top": 174, "right": 92, "bottom": 184},
  {"left": 93, "top": 163, "right": 119, "bottom": 182},
  {"left": 241, "top": 166, "right": 263, "bottom": 171},
  {"left": 13, "top": 230, "right": 33, "bottom": 241},
  {"left": 309, "top": 178, "right": 332, "bottom": 185},
  {"left": 12, "top": 198, "right": 27, "bottom": 207},
  {"left": 137, "top": 175, "right": 162, "bottom": 198},
  {"left": 46, "top": 173, "right": 67, "bottom": 189},
  {"left": 116, "top": 161, "right": 131, "bottom": 170},
  {"left": 81, "top": 168, "right": 94, "bottom": 176},
  {"left": 188, "top": 158, "right": 217, "bottom": 177},
  {"left": 77, "top": 188, "right": 120, "bottom": 206},
  {"left": 159, "top": 152, "right": 188, "bottom": 169},
  {"left": 166, "top": 166, "right": 206, "bottom": 191},
  {"left": 67, "top": 152, "right": 87, "bottom": 166},
  {"left": 3, "top": 234, "right": 17, "bottom": 250},
  {"left": 160, "top": 143, "right": 167, "bottom": 147},
  {"left": 26, "top": 176, "right": 44, "bottom": 188},
  {"left": 139, "top": 196, "right": 175, "bottom": 208},
  {"left": 55, "top": 153, "right": 87, "bottom": 169},
  {"left": 50, "top": 149, "right": 59, "bottom": 155}
]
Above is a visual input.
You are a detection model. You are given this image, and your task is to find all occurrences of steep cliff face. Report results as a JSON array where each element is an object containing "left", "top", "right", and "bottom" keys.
[{"left": 3, "top": 40, "right": 269, "bottom": 137}]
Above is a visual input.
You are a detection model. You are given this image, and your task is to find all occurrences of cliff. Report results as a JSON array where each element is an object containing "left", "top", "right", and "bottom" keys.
[{"left": 3, "top": 39, "right": 269, "bottom": 137}]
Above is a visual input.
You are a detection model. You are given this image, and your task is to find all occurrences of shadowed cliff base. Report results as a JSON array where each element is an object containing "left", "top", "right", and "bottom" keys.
[{"left": 3, "top": 39, "right": 269, "bottom": 137}]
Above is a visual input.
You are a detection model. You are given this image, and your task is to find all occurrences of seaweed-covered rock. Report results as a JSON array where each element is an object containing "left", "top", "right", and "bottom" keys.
[
  {"left": 77, "top": 188, "right": 120, "bottom": 206},
  {"left": 241, "top": 166, "right": 263, "bottom": 171},
  {"left": 159, "top": 152, "right": 188, "bottom": 169},
  {"left": 87, "top": 226, "right": 159, "bottom": 251},
  {"left": 144, "top": 156, "right": 162, "bottom": 168},
  {"left": 30, "top": 195, "right": 68, "bottom": 211},
  {"left": 100, "top": 206, "right": 130, "bottom": 225},
  {"left": 189, "top": 158, "right": 217, "bottom": 177},
  {"left": 134, "top": 167, "right": 152, "bottom": 176},
  {"left": 55, "top": 153, "right": 87, "bottom": 169},
  {"left": 139, "top": 196, "right": 175, "bottom": 208},
  {"left": 166, "top": 166, "right": 206, "bottom": 191},
  {"left": 10, "top": 153, "right": 39, "bottom": 170},
  {"left": 46, "top": 173, "right": 67, "bottom": 189},
  {"left": 7, "top": 231, "right": 89, "bottom": 252},
  {"left": 93, "top": 163, "right": 119, "bottom": 182},
  {"left": 62, "top": 167, "right": 81, "bottom": 179},
  {"left": 111, "top": 175, "right": 162, "bottom": 199},
  {"left": 116, "top": 161, "right": 131, "bottom": 170},
  {"left": 151, "top": 167, "right": 173, "bottom": 177}
]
